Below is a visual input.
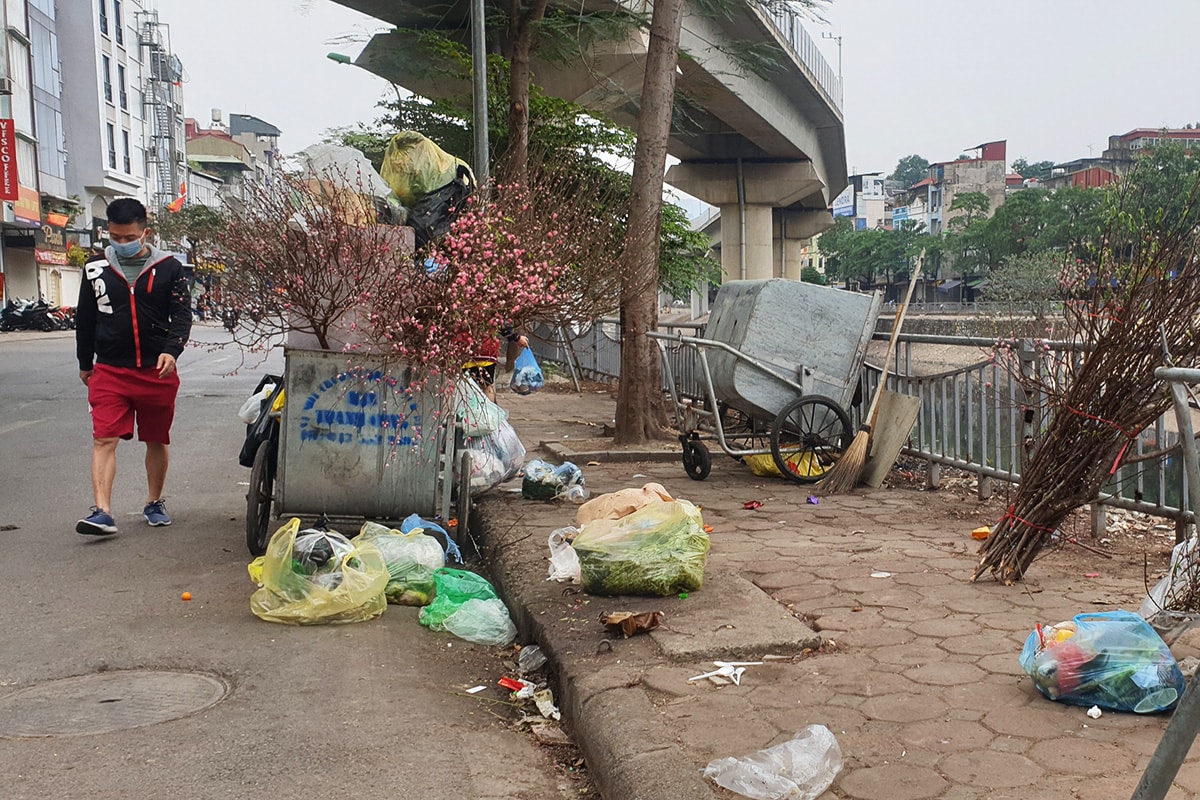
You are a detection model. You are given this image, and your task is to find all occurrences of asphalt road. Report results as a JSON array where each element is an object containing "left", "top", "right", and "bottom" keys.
[{"left": 0, "top": 327, "right": 579, "bottom": 800}]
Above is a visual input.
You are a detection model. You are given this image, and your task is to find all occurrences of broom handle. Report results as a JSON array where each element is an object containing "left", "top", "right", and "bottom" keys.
[{"left": 862, "top": 260, "right": 922, "bottom": 432}]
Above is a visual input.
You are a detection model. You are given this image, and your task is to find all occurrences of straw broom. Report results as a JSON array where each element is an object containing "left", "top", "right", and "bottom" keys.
[{"left": 819, "top": 260, "right": 922, "bottom": 493}]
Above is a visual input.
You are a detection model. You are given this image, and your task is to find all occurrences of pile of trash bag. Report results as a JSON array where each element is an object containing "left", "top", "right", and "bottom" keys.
[
  {"left": 356, "top": 521, "right": 445, "bottom": 606},
  {"left": 250, "top": 518, "right": 389, "bottom": 625},
  {"left": 522, "top": 459, "right": 583, "bottom": 501},
  {"left": 463, "top": 421, "right": 527, "bottom": 496},
  {"left": 1019, "top": 610, "right": 1186, "bottom": 713},
  {"left": 379, "top": 131, "right": 475, "bottom": 249},
  {"left": 571, "top": 490, "right": 710, "bottom": 597},
  {"left": 419, "top": 568, "right": 517, "bottom": 646}
]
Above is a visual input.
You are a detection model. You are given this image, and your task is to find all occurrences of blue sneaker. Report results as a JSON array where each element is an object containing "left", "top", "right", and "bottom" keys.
[
  {"left": 77, "top": 507, "right": 118, "bottom": 536},
  {"left": 144, "top": 500, "right": 172, "bottom": 527}
]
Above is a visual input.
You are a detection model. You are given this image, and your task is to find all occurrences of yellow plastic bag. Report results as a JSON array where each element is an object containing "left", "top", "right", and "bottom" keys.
[
  {"left": 745, "top": 452, "right": 827, "bottom": 479},
  {"left": 380, "top": 131, "right": 472, "bottom": 207},
  {"left": 250, "top": 518, "right": 389, "bottom": 625}
]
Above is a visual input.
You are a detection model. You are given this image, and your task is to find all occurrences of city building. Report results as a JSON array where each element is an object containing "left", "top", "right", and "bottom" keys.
[
  {"left": 830, "top": 173, "right": 888, "bottom": 231},
  {"left": 184, "top": 115, "right": 257, "bottom": 200},
  {"left": 1044, "top": 128, "right": 1199, "bottom": 190},
  {"left": 229, "top": 113, "right": 281, "bottom": 178}
]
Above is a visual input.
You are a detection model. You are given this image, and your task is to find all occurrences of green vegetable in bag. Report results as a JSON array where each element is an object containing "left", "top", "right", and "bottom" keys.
[
  {"left": 572, "top": 499, "right": 710, "bottom": 596},
  {"left": 356, "top": 521, "right": 445, "bottom": 606}
]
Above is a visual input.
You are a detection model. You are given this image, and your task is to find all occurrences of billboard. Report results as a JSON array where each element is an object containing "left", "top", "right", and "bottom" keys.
[
  {"left": 0, "top": 119, "right": 16, "bottom": 202},
  {"left": 831, "top": 184, "right": 855, "bottom": 218}
]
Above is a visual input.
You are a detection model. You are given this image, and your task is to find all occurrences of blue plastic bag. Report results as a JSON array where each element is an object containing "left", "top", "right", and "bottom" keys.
[
  {"left": 401, "top": 513, "right": 463, "bottom": 564},
  {"left": 510, "top": 348, "right": 544, "bottom": 395},
  {"left": 1019, "top": 610, "right": 1186, "bottom": 713}
]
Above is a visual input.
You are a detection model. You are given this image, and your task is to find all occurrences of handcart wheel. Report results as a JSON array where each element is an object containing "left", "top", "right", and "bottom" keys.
[
  {"left": 246, "top": 440, "right": 276, "bottom": 556},
  {"left": 769, "top": 396, "right": 853, "bottom": 485},
  {"left": 681, "top": 438, "right": 712, "bottom": 481}
]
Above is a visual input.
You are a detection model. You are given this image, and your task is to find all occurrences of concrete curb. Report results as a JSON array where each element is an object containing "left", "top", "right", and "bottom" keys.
[
  {"left": 476, "top": 496, "right": 823, "bottom": 800},
  {"left": 541, "top": 440, "right": 681, "bottom": 464}
]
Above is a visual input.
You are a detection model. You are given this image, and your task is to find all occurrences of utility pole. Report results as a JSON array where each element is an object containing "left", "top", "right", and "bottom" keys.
[{"left": 470, "top": 0, "right": 489, "bottom": 190}]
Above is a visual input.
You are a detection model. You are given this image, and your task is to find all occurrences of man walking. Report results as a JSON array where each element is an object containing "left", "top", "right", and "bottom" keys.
[{"left": 76, "top": 198, "right": 192, "bottom": 535}]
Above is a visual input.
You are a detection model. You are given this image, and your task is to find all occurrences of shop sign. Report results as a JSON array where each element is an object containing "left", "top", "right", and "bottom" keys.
[
  {"left": 14, "top": 184, "right": 40, "bottom": 226},
  {"left": 0, "top": 119, "right": 16, "bottom": 201}
]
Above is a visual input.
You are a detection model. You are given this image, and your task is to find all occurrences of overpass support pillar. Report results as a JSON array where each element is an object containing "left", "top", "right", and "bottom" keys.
[
  {"left": 777, "top": 209, "right": 834, "bottom": 280},
  {"left": 666, "top": 161, "right": 825, "bottom": 283},
  {"left": 720, "top": 203, "right": 774, "bottom": 281}
]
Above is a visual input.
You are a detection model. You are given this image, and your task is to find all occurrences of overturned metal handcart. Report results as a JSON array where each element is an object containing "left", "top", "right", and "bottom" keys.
[{"left": 648, "top": 279, "right": 883, "bottom": 484}]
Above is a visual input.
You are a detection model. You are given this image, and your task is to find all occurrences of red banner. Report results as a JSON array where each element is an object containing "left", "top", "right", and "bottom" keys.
[{"left": 0, "top": 119, "right": 16, "bottom": 202}]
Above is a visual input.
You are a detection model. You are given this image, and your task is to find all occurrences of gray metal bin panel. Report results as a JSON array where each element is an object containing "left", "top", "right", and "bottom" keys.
[
  {"left": 705, "top": 280, "right": 883, "bottom": 419},
  {"left": 277, "top": 348, "right": 446, "bottom": 519}
]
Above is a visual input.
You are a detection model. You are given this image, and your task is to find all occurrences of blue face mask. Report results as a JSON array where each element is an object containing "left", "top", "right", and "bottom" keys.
[{"left": 111, "top": 235, "right": 145, "bottom": 259}]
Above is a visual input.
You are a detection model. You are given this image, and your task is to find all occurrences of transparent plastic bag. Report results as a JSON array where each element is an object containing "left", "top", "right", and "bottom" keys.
[
  {"left": 522, "top": 459, "right": 583, "bottom": 501},
  {"left": 250, "top": 518, "right": 389, "bottom": 625},
  {"left": 401, "top": 513, "right": 462, "bottom": 564},
  {"left": 356, "top": 521, "right": 445, "bottom": 606},
  {"left": 1019, "top": 610, "right": 1186, "bottom": 713},
  {"left": 1139, "top": 534, "right": 1200, "bottom": 642},
  {"left": 510, "top": 348, "right": 544, "bottom": 395},
  {"left": 464, "top": 419, "right": 527, "bottom": 496},
  {"left": 419, "top": 568, "right": 516, "bottom": 646},
  {"left": 702, "top": 724, "right": 843, "bottom": 800},
  {"left": 547, "top": 527, "right": 581, "bottom": 583},
  {"left": 455, "top": 377, "right": 504, "bottom": 436},
  {"left": 572, "top": 499, "right": 709, "bottom": 596}
]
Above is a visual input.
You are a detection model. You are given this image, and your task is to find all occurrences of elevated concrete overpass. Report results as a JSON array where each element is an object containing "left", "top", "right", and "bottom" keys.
[{"left": 332, "top": 0, "right": 846, "bottom": 281}]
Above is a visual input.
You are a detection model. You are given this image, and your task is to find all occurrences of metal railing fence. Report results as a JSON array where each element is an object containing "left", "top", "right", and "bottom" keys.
[{"left": 531, "top": 323, "right": 1194, "bottom": 531}]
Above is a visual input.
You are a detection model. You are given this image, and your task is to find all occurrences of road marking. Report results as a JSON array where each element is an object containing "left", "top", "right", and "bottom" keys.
[{"left": 0, "top": 419, "right": 42, "bottom": 435}]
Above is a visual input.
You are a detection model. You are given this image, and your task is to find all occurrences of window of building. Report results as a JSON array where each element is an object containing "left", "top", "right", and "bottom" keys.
[
  {"left": 17, "top": 136, "right": 37, "bottom": 187},
  {"left": 29, "top": 0, "right": 53, "bottom": 18},
  {"left": 34, "top": 102, "right": 65, "bottom": 179},
  {"left": 31, "top": 21, "right": 60, "bottom": 93},
  {"left": 99, "top": 0, "right": 108, "bottom": 35},
  {"left": 113, "top": 0, "right": 123, "bottom": 45},
  {"left": 122, "top": 129, "right": 131, "bottom": 173},
  {"left": 117, "top": 64, "right": 127, "bottom": 109},
  {"left": 6, "top": 0, "right": 27, "bottom": 35},
  {"left": 106, "top": 123, "right": 116, "bottom": 169},
  {"left": 102, "top": 55, "right": 112, "bottom": 103},
  {"left": 9, "top": 40, "right": 33, "bottom": 136}
]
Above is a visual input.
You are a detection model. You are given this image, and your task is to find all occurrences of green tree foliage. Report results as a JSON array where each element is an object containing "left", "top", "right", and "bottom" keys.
[
  {"left": 658, "top": 203, "right": 722, "bottom": 299},
  {"left": 153, "top": 203, "right": 227, "bottom": 267},
  {"left": 1104, "top": 140, "right": 1200, "bottom": 239},
  {"left": 1010, "top": 158, "right": 1055, "bottom": 182},
  {"left": 986, "top": 250, "right": 1065, "bottom": 320},
  {"left": 818, "top": 217, "right": 928, "bottom": 287},
  {"left": 889, "top": 154, "right": 930, "bottom": 189}
]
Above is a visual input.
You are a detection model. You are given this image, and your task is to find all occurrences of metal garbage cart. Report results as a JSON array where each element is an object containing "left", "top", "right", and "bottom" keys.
[
  {"left": 648, "top": 279, "right": 883, "bottom": 484},
  {"left": 243, "top": 347, "right": 461, "bottom": 555}
]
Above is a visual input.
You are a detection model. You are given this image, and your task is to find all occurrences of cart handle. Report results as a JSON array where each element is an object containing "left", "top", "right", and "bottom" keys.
[{"left": 646, "top": 330, "right": 807, "bottom": 397}]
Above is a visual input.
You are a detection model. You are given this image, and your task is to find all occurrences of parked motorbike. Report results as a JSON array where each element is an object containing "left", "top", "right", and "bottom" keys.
[
  {"left": 48, "top": 305, "right": 75, "bottom": 330},
  {"left": 0, "top": 298, "right": 57, "bottom": 332}
]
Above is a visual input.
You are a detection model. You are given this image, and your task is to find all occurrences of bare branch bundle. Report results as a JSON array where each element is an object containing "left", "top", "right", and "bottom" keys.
[{"left": 974, "top": 165, "right": 1200, "bottom": 584}]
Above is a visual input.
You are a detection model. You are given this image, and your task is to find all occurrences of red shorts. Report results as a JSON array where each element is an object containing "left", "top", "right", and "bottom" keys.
[{"left": 88, "top": 363, "right": 180, "bottom": 443}]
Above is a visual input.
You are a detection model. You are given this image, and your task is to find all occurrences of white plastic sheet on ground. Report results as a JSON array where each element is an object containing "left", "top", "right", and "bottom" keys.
[{"left": 701, "top": 724, "right": 842, "bottom": 800}]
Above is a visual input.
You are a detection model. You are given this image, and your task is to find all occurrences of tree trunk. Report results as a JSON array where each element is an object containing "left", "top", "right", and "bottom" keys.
[
  {"left": 613, "top": 0, "right": 685, "bottom": 445},
  {"left": 503, "top": 0, "right": 549, "bottom": 183}
]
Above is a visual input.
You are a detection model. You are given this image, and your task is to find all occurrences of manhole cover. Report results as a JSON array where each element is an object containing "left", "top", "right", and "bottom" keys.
[{"left": 0, "top": 670, "right": 229, "bottom": 738}]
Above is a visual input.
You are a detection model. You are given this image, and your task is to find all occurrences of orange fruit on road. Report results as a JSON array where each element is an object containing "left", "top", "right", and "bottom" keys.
[{"left": 181, "top": 592, "right": 192, "bottom": 601}]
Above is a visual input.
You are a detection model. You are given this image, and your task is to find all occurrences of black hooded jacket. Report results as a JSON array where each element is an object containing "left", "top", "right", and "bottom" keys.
[{"left": 76, "top": 244, "right": 192, "bottom": 370}]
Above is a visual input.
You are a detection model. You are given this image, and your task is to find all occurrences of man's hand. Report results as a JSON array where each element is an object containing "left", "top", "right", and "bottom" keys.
[
  {"left": 156, "top": 353, "right": 177, "bottom": 378},
  {"left": 516, "top": 335, "right": 529, "bottom": 348},
  {"left": 80, "top": 369, "right": 94, "bottom": 386}
]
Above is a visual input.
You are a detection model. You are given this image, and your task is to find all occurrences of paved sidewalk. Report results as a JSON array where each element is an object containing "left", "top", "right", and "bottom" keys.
[{"left": 481, "top": 382, "right": 1200, "bottom": 800}]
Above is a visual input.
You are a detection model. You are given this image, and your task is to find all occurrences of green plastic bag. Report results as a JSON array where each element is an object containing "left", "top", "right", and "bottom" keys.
[
  {"left": 419, "top": 568, "right": 516, "bottom": 646},
  {"left": 356, "top": 521, "right": 445, "bottom": 606},
  {"left": 380, "top": 131, "right": 472, "bottom": 207},
  {"left": 572, "top": 499, "right": 710, "bottom": 596},
  {"left": 250, "top": 518, "right": 389, "bottom": 625}
]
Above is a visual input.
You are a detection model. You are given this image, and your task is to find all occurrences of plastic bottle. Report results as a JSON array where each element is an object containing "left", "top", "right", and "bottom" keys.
[{"left": 565, "top": 484, "right": 589, "bottom": 504}]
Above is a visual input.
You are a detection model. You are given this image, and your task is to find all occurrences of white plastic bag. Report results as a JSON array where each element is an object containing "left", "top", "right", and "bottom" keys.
[
  {"left": 547, "top": 527, "right": 581, "bottom": 583},
  {"left": 464, "top": 419, "right": 527, "bottom": 496},
  {"left": 1139, "top": 534, "right": 1200, "bottom": 642},
  {"left": 238, "top": 383, "right": 275, "bottom": 424},
  {"left": 702, "top": 724, "right": 842, "bottom": 800}
]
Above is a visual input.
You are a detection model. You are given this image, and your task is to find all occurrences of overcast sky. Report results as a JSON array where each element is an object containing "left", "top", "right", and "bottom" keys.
[{"left": 152, "top": 0, "right": 1199, "bottom": 179}]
